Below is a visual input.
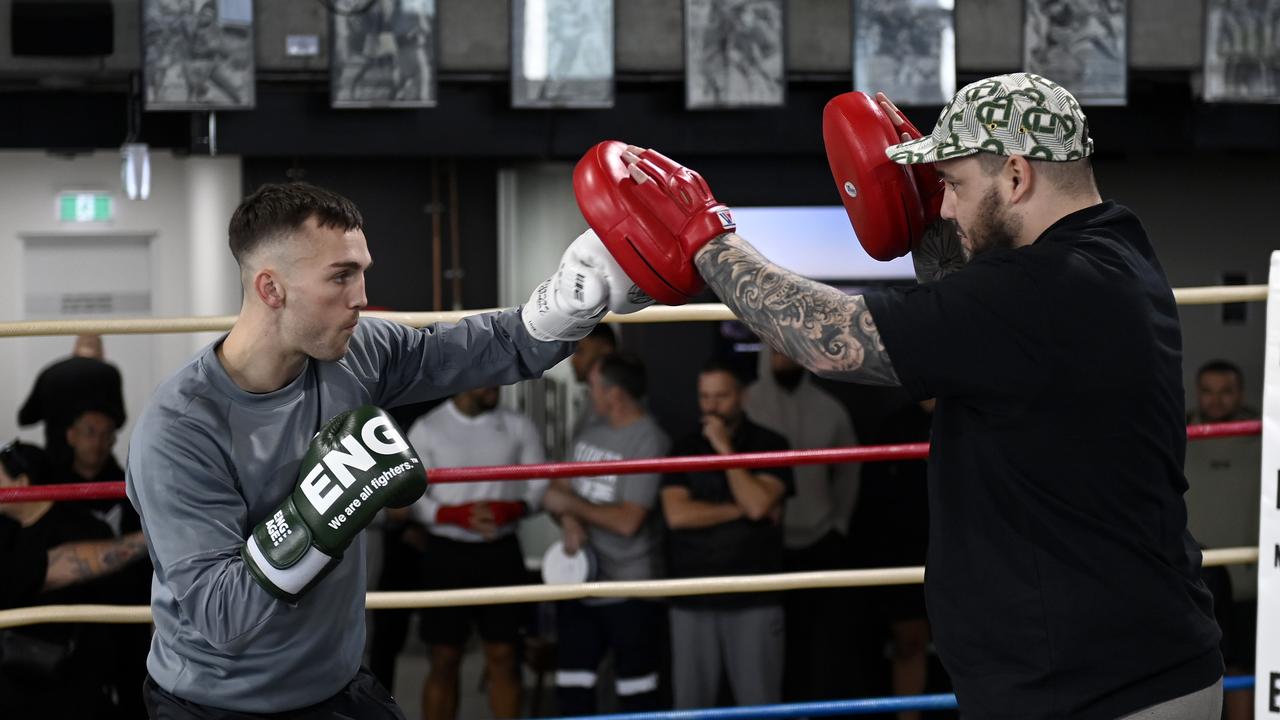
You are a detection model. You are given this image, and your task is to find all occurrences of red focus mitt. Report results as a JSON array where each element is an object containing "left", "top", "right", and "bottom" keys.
[
  {"left": 822, "top": 92, "right": 943, "bottom": 261},
  {"left": 573, "top": 141, "right": 736, "bottom": 305}
]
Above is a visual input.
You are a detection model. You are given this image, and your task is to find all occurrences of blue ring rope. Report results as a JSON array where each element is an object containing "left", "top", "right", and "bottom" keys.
[{"left": 548, "top": 674, "right": 1254, "bottom": 720}]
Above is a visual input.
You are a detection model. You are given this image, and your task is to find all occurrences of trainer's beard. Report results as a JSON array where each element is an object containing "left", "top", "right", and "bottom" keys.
[{"left": 968, "top": 186, "right": 1021, "bottom": 257}]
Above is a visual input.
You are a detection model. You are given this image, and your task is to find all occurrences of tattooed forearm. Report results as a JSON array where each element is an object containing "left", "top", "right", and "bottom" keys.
[
  {"left": 695, "top": 234, "right": 899, "bottom": 385},
  {"left": 43, "top": 531, "right": 147, "bottom": 592}
]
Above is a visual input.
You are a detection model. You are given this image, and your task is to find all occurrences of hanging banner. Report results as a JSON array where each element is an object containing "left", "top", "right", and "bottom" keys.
[
  {"left": 143, "top": 0, "right": 255, "bottom": 110},
  {"left": 684, "top": 0, "right": 785, "bottom": 109}
]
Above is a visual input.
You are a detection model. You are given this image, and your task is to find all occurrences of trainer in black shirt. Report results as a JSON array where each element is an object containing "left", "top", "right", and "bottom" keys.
[{"left": 686, "top": 72, "right": 1223, "bottom": 719}]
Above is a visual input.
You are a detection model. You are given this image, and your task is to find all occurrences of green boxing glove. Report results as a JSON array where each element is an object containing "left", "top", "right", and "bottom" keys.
[{"left": 242, "top": 405, "right": 426, "bottom": 602}]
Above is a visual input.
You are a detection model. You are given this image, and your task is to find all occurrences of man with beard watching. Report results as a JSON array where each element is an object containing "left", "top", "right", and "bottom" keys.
[{"left": 660, "top": 359, "right": 793, "bottom": 709}]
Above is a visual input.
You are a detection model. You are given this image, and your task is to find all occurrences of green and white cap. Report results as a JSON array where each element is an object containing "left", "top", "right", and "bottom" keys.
[{"left": 887, "top": 72, "right": 1094, "bottom": 165}]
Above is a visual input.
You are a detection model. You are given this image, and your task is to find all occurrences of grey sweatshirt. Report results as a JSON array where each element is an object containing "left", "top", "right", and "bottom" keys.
[{"left": 125, "top": 312, "right": 569, "bottom": 712}]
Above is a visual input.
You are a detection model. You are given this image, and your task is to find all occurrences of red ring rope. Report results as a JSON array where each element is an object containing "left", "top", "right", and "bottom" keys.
[{"left": 0, "top": 419, "right": 1260, "bottom": 504}]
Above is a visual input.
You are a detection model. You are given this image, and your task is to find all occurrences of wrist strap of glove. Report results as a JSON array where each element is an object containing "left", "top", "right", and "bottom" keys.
[
  {"left": 242, "top": 533, "right": 339, "bottom": 603},
  {"left": 488, "top": 500, "right": 526, "bottom": 526},
  {"left": 436, "top": 503, "right": 475, "bottom": 529},
  {"left": 522, "top": 276, "right": 607, "bottom": 343}
]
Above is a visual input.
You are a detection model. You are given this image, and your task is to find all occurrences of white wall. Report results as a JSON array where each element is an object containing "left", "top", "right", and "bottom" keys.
[
  {"left": 1095, "top": 155, "right": 1274, "bottom": 412},
  {"left": 497, "top": 163, "right": 593, "bottom": 562},
  {"left": 496, "top": 161, "right": 595, "bottom": 440},
  {"left": 0, "top": 150, "right": 242, "bottom": 460}
]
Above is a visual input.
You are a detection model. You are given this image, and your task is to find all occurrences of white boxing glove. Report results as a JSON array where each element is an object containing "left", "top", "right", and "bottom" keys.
[
  {"left": 523, "top": 229, "right": 656, "bottom": 343},
  {"left": 523, "top": 249, "right": 609, "bottom": 343},
  {"left": 561, "top": 229, "right": 655, "bottom": 315}
]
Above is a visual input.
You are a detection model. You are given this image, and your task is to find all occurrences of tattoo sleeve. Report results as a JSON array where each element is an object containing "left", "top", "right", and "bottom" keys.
[
  {"left": 695, "top": 234, "right": 900, "bottom": 386},
  {"left": 43, "top": 531, "right": 147, "bottom": 592}
]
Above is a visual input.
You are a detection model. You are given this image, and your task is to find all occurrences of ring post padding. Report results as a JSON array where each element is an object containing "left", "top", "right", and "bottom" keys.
[{"left": 1256, "top": 251, "right": 1280, "bottom": 716}]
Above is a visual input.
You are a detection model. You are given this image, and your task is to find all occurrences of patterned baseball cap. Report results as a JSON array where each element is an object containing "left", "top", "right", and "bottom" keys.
[{"left": 886, "top": 72, "right": 1094, "bottom": 165}]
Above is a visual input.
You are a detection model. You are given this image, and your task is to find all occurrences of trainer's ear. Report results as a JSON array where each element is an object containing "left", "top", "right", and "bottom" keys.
[
  {"left": 254, "top": 269, "right": 286, "bottom": 309},
  {"left": 1006, "top": 155, "right": 1033, "bottom": 203}
]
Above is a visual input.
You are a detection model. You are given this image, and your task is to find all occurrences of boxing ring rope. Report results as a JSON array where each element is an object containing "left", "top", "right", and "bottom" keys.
[
  {"left": 0, "top": 419, "right": 1261, "bottom": 504},
  {"left": 0, "top": 419, "right": 1262, "bottom": 629},
  {"left": 0, "top": 283, "right": 1265, "bottom": 337},
  {"left": 0, "top": 545, "right": 1259, "bottom": 630},
  {"left": 546, "top": 675, "right": 1260, "bottom": 720}
]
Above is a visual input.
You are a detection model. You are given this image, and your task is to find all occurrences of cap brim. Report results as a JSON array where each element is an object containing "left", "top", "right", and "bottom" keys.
[{"left": 884, "top": 135, "right": 977, "bottom": 165}]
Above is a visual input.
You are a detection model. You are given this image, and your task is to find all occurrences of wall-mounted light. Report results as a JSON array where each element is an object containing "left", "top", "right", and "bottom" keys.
[{"left": 121, "top": 142, "right": 150, "bottom": 200}]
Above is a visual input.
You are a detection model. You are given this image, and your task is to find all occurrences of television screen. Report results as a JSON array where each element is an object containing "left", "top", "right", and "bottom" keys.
[{"left": 731, "top": 206, "right": 916, "bottom": 282}]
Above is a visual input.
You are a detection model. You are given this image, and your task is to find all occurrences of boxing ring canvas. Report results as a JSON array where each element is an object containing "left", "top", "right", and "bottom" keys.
[
  {"left": 511, "top": 0, "right": 614, "bottom": 108},
  {"left": 684, "top": 0, "right": 786, "bottom": 109},
  {"left": 1203, "top": 0, "right": 1280, "bottom": 103},
  {"left": 852, "top": 0, "right": 955, "bottom": 107},
  {"left": 142, "top": 0, "right": 255, "bottom": 110},
  {"left": 330, "top": 0, "right": 437, "bottom": 108},
  {"left": 1023, "top": 0, "right": 1128, "bottom": 105}
]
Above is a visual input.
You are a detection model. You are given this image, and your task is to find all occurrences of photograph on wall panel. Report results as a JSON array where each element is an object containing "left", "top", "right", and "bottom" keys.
[
  {"left": 1203, "top": 0, "right": 1280, "bottom": 103},
  {"left": 1023, "top": 0, "right": 1128, "bottom": 105},
  {"left": 512, "top": 0, "right": 614, "bottom": 108},
  {"left": 684, "top": 0, "right": 786, "bottom": 109},
  {"left": 853, "top": 0, "right": 955, "bottom": 107},
  {"left": 143, "top": 0, "right": 255, "bottom": 110},
  {"left": 331, "top": 0, "right": 436, "bottom": 108}
]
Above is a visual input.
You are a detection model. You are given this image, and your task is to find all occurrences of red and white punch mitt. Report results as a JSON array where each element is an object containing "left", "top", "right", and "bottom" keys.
[
  {"left": 573, "top": 140, "right": 736, "bottom": 305},
  {"left": 822, "top": 92, "right": 942, "bottom": 261}
]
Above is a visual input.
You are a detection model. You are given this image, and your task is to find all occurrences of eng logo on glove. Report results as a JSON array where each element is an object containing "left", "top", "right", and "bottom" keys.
[{"left": 300, "top": 414, "right": 415, "bottom": 515}]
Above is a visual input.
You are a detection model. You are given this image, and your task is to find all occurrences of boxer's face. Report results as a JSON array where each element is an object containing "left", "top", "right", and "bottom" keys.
[
  {"left": 278, "top": 217, "right": 371, "bottom": 361},
  {"left": 936, "top": 157, "right": 1021, "bottom": 258}
]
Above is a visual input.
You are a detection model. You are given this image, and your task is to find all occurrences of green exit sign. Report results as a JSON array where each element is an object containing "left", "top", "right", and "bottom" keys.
[{"left": 58, "top": 192, "right": 113, "bottom": 223}]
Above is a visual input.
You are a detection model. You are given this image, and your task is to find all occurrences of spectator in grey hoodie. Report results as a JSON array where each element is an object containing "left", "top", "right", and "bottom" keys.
[{"left": 745, "top": 345, "right": 860, "bottom": 703}]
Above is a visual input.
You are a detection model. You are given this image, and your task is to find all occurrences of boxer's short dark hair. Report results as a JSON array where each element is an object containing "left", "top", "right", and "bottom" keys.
[{"left": 228, "top": 182, "right": 363, "bottom": 267}]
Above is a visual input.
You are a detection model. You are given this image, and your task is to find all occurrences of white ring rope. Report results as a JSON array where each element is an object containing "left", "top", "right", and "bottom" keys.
[
  {"left": 0, "top": 285, "right": 1264, "bottom": 338},
  {"left": 0, "top": 546, "right": 1257, "bottom": 629}
]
